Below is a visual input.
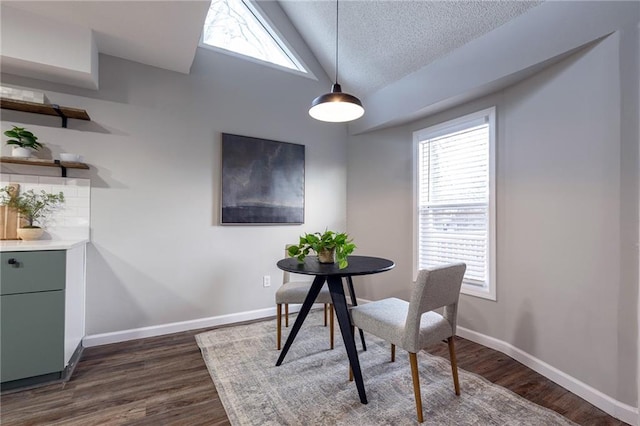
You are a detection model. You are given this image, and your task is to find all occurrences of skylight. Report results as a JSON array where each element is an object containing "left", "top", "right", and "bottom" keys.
[{"left": 202, "top": 0, "right": 306, "bottom": 73}]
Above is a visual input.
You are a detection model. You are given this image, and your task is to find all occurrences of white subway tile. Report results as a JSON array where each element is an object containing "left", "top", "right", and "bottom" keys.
[
  {"left": 10, "top": 174, "right": 39, "bottom": 184},
  {"left": 64, "top": 217, "right": 90, "bottom": 227},
  {"left": 51, "top": 185, "right": 66, "bottom": 195},
  {"left": 61, "top": 207, "right": 78, "bottom": 217},
  {"left": 61, "top": 187, "right": 78, "bottom": 197},
  {"left": 65, "top": 178, "right": 90, "bottom": 187},
  {"left": 38, "top": 176, "right": 65, "bottom": 185},
  {"left": 20, "top": 184, "right": 41, "bottom": 193},
  {"left": 65, "top": 197, "right": 89, "bottom": 208},
  {"left": 77, "top": 207, "right": 90, "bottom": 219}
]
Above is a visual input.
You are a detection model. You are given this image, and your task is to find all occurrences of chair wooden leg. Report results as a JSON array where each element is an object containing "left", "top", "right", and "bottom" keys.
[
  {"left": 276, "top": 304, "right": 282, "bottom": 350},
  {"left": 447, "top": 336, "right": 461, "bottom": 396},
  {"left": 391, "top": 344, "right": 395, "bottom": 362},
  {"left": 329, "top": 304, "right": 334, "bottom": 349},
  {"left": 409, "top": 352, "right": 424, "bottom": 423},
  {"left": 324, "top": 303, "right": 328, "bottom": 326},
  {"left": 285, "top": 304, "right": 289, "bottom": 327}
]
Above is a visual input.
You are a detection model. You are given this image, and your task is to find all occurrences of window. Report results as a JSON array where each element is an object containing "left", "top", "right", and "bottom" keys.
[
  {"left": 201, "top": 0, "right": 306, "bottom": 73},
  {"left": 413, "top": 107, "right": 496, "bottom": 300}
]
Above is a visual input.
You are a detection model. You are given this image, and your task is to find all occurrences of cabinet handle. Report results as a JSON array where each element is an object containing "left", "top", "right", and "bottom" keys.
[{"left": 7, "top": 258, "right": 19, "bottom": 267}]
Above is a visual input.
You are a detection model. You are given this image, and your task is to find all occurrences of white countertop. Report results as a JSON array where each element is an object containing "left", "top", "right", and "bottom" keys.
[{"left": 0, "top": 239, "right": 89, "bottom": 252}]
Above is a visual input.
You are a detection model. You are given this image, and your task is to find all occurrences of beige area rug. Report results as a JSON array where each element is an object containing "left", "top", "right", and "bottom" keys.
[{"left": 196, "top": 311, "right": 576, "bottom": 425}]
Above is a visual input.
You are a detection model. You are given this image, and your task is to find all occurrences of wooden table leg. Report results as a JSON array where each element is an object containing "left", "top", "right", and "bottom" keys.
[
  {"left": 276, "top": 275, "right": 326, "bottom": 366},
  {"left": 346, "top": 276, "right": 367, "bottom": 351},
  {"left": 328, "top": 276, "right": 368, "bottom": 404}
]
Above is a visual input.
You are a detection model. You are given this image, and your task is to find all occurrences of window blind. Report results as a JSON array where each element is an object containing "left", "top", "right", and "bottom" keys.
[{"left": 418, "top": 123, "right": 489, "bottom": 288}]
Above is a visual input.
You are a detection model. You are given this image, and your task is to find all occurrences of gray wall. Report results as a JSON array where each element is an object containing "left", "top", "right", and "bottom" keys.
[
  {"left": 1, "top": 19, "right": 349, "bottom": 335},
  {"left": 347, "top": 29, "right": 639, "bottom": 407}
]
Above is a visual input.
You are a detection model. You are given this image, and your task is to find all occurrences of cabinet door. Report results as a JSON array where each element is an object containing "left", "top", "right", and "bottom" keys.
[
  {"left": 1, "top": 251, "right": 65, "bottom": 295},
  {"left": 1, "top": 291, "right": 65, "bottom": 382}
]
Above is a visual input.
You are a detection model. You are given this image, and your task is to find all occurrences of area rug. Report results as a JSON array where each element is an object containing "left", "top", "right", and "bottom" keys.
[{"left": 196, "top": 311, "right": 576, "bottom": 425}]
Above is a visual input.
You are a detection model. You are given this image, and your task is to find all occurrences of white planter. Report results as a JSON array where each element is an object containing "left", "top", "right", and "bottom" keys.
[
  {"left": 11, "top": 147, "right": 32, "bottom": 158},
  {"left": 59, "top": 153, "right": 82, "bottom": 162}
]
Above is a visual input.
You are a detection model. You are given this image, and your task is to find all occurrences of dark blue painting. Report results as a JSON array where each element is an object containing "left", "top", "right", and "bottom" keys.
[{"left": 221, "top": 133, "right": 305, "bottom": 224}]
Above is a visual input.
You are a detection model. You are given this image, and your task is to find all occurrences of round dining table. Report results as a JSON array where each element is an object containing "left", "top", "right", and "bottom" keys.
[{"left": 275, "top": 255, "right": 395, "bottom": 404}]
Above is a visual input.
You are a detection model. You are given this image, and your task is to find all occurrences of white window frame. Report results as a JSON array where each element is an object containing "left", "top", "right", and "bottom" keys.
[
  {"left": 412, "top": 107, "right": 497, "bottom": 301},
  {"left": 199, "top": 0, "right": 314, "bottom": 79}
]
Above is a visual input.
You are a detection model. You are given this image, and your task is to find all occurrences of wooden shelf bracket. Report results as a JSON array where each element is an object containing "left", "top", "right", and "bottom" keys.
[{"left": 51, "top": 104, "right": 68, "bottom": 128}]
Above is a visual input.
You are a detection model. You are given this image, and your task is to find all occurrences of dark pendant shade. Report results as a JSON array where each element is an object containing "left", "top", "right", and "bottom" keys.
[
  {"left": 309, "top": 0, "right": 364, "bottom": 123},
  {"left": 309, "top": 84, "right": 364, "bottom": 123}
]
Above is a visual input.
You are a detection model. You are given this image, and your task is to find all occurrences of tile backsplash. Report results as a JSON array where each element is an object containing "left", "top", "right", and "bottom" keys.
[{"left": 0, "top": 173, "right": 90, "bottom": 240}]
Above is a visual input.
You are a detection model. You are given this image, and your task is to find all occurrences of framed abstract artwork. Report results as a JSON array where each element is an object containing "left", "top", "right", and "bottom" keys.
[{"left": 221, "top": 133, "right": 305, "bottom": 225}]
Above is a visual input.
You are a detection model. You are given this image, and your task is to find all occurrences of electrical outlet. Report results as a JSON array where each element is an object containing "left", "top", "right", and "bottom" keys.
[{"left": 263, "top": 275, "right": 271, "bottom": 287}]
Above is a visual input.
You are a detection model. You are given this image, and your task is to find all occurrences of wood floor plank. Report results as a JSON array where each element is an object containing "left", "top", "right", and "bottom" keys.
[
  {"left": 0, "top": 321, "right": 628, "bottom": 426},
  {"left": 48, "top": 401, "right": 147, "bottom": 426}
]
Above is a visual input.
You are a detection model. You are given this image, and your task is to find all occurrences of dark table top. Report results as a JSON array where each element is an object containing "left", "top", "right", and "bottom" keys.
[{"left": 277, "top": 255, "right": 395, "bottom": 277}]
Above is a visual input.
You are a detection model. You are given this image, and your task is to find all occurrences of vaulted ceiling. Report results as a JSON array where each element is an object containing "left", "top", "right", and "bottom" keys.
[
  {"left": 279, "top": 0, "right": 541, "bottom": 96},
  {"left": 2, "top": 0, "right": 543, "bottom": 97}
]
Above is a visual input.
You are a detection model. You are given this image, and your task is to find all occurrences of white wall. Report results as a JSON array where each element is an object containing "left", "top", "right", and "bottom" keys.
[
  {"left": 1, "top": 18, "right": 349, "bottom": 337},
  {"left": 0, "top": 5, "right": 98, "bottom": 89},
  {"left": 347, "top": 27, "right": 638, "bottom": 418}
]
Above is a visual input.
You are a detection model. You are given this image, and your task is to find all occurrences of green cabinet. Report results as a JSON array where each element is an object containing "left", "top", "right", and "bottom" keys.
[{"left": 1, "top": 250, "right": 66, "bottom": 384}]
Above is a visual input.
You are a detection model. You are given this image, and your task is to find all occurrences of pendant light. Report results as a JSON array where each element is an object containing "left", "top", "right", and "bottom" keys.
[{"left": 309, "top": 0, "right": 364, "bottom": 123}]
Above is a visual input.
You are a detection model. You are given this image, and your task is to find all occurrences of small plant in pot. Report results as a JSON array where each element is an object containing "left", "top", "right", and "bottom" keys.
[
  {"left": 4, "top": 125, "right": 43, "bottom": 158},
  {"left": 288, "top": 230, "right": 356, "bottom": 269},
  {"left": 0, "top": 186, "right": 64, "bottom": 240}
]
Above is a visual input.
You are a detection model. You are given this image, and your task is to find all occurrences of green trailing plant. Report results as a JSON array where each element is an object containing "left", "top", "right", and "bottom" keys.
[
  {"left": 4, "top": 125, "right": 43, "bottom": 150},
  {"left": 288, "top": 230, "right": 356, "bottom": 269},
  {"left": 0, "top": 186, "right": 64, "bottom": 228}
]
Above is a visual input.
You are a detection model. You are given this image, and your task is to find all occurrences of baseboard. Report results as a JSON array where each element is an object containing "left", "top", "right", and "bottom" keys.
[
  {"left": 456, "top": 326, "right": 639, "bottom": 426},
  {"left": 82, "top": 303, "right": 319, "bottom": 348}
]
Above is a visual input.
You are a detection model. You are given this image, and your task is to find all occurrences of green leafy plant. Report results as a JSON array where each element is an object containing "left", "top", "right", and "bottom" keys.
[
  {"left": 288, "top": 230, "right": 356, "bottom": 269},
  {"left": 0, "top": 186, "right": 64, "bottom": 228},
  {"left": 4, "top": 125, "right": 43, "bottom": 150}
]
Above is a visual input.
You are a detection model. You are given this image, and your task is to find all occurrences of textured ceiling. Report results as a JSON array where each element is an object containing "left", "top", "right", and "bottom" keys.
[{"left": 278, "top": 0, "right": 542, "bottom": 96}]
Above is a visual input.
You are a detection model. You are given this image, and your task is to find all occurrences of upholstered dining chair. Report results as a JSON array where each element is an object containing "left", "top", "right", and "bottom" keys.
[
  {"left": 350, "top": 262, "right": 466, "bottom": 423},
  {"left": 275, "top": 245, "right": 334, "bottom": 350}
]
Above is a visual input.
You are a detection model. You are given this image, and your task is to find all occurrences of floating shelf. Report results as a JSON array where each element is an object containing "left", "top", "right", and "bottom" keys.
[
  {"left": 1, "top": 157, "right": 89, "bottom": 177},
  {"left": 0, "top": 98, "right": 90, "bottom": 128}
]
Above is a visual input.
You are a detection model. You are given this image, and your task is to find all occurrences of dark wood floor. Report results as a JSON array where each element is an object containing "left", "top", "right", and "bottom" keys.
[{"left": 1, "top": 319, "right": 628, "bottom": 426}]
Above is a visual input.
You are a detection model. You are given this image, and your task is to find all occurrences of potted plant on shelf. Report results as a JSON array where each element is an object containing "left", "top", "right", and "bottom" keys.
[
  {"left": 4, "top": 125, "right": 43, "bottom": 158},
  {"left": 0, "top": 186, "right": 65, "bottom": 240},
  {"left": 288, "top": 230, "right": 356, "bottom": 269}
]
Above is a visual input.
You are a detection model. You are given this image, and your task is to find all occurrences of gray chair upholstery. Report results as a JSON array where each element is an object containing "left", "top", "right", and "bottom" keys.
[
  {"left": 350, "top": 262, "right": 466, "bottom": 423},
  {"left": 275, "top": 245, "right": 334, "bottom": 350}
]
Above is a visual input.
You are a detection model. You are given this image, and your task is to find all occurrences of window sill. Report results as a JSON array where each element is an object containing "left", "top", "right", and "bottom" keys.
[{"left": 461, "top": 284, "right": 496, "bottom": 301}]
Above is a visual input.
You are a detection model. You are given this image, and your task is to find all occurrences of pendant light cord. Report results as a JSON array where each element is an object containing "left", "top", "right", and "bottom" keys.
[{"left": 335, "top": 0, "right": 339, "bottom": 84}]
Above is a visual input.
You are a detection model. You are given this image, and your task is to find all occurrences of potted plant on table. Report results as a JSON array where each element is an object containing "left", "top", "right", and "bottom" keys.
[
  {"left": 0, "top": 186, "right": 65, "bottom": 240},
  {"left": 4, "top": 125, "right": 43, "bottom": 158},
  {"left": 288, "top": 230, "right": 356, "bottom": 269}
]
